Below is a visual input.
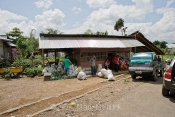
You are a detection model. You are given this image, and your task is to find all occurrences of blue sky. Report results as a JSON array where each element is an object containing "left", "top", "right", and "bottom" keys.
[{"left": 0, "top": 0, "right": 175, "bottom": 44}]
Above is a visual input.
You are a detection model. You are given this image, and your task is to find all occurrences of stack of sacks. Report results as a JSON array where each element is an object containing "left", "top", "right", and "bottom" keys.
[
  {"left": 97, "top": 68, "right": 115, "bottom": 81},
  {"left": 77, "top": 70, "right": 87, "bottom": 80},
  {"left": 42, "top": 66, "right": 54, "bottom": 77},
  {"left": 97, "top": 64, "right": 102, "bottom": 72},
  {"left": 74, "top": 67, "right": 82, "bottom": 76},
  {"left": 69, "top": 64, "right": 75, "bottom": 76}
]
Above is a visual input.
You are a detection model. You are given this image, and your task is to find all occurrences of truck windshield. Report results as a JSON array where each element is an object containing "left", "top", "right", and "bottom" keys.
[
  {"left": 130, "top": 53, "right": 153, "bottom": 66},
  {"left": 131, "top": 53, "right": 152, "bottom": 61}
]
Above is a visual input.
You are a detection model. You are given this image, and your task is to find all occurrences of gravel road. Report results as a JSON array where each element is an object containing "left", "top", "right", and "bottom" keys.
[
  {"left": 98, "top": 77, "right": 175, "bottom": 117},
  {"left": 35, "top": 76, "right": 175, "bottom": 117}
]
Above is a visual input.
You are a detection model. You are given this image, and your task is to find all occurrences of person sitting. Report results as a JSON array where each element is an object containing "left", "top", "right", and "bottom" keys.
[{"left": 119, "top": 57, "right": 128, "bottom": 70}]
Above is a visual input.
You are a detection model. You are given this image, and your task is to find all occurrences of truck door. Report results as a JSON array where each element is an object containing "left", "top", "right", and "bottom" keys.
[{"left": 153, "top": 55, "right": 158, "bottom": 69}]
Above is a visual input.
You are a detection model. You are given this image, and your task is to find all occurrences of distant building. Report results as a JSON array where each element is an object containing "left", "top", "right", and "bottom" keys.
[
  {"left": 166, "top": 44, "right": 175, "bottom": 53},
  {"left": 0, "top": 35, "right": 16, "bottom": 59}
]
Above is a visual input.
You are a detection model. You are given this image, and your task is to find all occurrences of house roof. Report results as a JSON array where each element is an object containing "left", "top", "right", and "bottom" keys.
[
  {"left": 167, "top": 44, "right": 175, "bottom": 48},
  {"left": 6, "top": 42, "right": 16, "bottom": 47},
  {"left": 0, "top": 36, "right": 11, "bottom": 42},
  {"left": 39, "top": 34, "right": 144, "bottom": 49},
  {"left": 130, "top": 31, "right": 165, "bottom": 55}
]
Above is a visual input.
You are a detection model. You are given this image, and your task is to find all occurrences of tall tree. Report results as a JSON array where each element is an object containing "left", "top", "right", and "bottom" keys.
[
  {"left": 153, "top": 40, "right": 160, "bottom": 46},
  {"left": 6, "top": 27, "right": 23, "bottom": 44},
  {"left": 160, "top": 41, "right": 167, "bottom": 49},
  {"left": 114, "top": 18, "right": 127, "bottom": 36}
]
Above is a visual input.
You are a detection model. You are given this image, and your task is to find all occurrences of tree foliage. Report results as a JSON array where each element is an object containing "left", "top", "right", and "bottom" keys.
[
  {"left": 84, "top": 29, "right": 94, "bottom": 35},
  {"left": 153, "top": 40, "right": 168, "bottom": 54},
  {"left": 40, "top": 28, "right": 63, "bottom": 34},
  {"left": 114, "top": 18, "right": 124, "bottom": 31},
  {"left": 6, "top": 27, "right": 23, "bottom": 44},
  {"left": 160, "top": 41, "right": 167, "bottom": 49},
  {"left": 84, "top": 29, "right": 108, "bottom": 35},
  {"left": 114, "top": 18, "right": 127, "bottom": 36},
  {"left": 153, "top": 40, "right": 160, "bottom": 46},
  {"left": 6, "top": 28, "right": 39, "bottom": 58}
]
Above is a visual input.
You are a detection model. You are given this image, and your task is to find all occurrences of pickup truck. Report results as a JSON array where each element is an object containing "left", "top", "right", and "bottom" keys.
[{"left": 128, "top": 52, "right": 166, "bottom": 81}]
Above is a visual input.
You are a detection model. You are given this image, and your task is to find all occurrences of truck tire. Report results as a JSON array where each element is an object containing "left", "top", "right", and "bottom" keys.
[
  {"left": 159, "top": 68, "right": 164, "bottom": 77},
  {"left": 131, "top": 75, "right": 136, "bottom": 79},
  {"left": 162, "top": 86, "right": 169, "bottom": 96},
  {"left": 152, "top": 71, "right": 158, "bottom": 81}
]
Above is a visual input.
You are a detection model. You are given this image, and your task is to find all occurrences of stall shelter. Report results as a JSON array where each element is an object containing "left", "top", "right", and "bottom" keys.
[
  {"left": 0, "top": 35, "right": 16, "bottom": 59},
  {"left": 39, "top": 33, "right": 145, "bottom": 68}
]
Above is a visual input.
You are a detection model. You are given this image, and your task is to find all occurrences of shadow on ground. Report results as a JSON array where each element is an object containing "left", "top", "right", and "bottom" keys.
[{"left": 132, "top": 76, "right": 163, "bottom": 85}]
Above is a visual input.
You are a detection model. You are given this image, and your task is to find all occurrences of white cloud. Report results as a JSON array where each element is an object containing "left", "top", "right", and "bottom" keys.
[
  {"left": 72, "top": 7, "right": 82, "bottom": 14},
  {"left": 167, "top": 0, "right": 175, "bottom": 7},
  {"left": 150, "top": 10, "right": 175, "bottom": 43},
  {"left": 65, "top": 0, "right": 154, "bottom": 35},
  {"left": 85, "top": 0, "right": 153, "bottom": 26},
  {"left": 132, "top": 0, "right": 153, "bottom": 12},
  {"left": 0, "top": 9, "right": 65, "bottom": 37},
  {"left": 0, "top": 9, "right": 29, "bottom": 35},
  {"left": 34, "top": 0, "right": 53, "bottom": 9},
  {"left": 73, "top": 22, "right": 80, "bottom": 27},
  {"left": 86, "top": 0, "right": 116, "bottom": 8},
  {"left": 0, "top": 9, "right": 28, "bottom": 21},
  {"left": 35, "top": 9, "right": 66, "bottom": 31}
]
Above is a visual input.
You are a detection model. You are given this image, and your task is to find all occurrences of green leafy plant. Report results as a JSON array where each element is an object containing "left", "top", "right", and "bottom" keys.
[
  {"left": 12, "top": 57, "right": 32, "bottom": 70},
  {"left": 35, "top": 67, "right": 43, "bottom": 76},
  {"left": 24, "top": 68, "right": 36, "bottom": 77},
  {"left": 4, "top": 68, "right": 12, "bottom": 80},
  {"left": 50, "top": 69, "right": 67, "bottom": 80}
]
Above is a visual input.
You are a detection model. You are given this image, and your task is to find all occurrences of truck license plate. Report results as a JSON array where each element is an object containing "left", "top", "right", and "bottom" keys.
[{"left": 135, "top": 71, "right": 142, "bottom": 74}]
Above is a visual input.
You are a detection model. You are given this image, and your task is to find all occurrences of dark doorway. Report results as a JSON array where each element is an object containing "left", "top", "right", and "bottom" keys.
[{"left": 108, "top": 52, "right": 115, "bottom": 70}]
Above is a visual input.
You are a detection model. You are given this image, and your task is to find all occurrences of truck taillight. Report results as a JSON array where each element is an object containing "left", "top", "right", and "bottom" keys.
[{"left": 164, "top": 68, "right": 172, "bottom": 79}]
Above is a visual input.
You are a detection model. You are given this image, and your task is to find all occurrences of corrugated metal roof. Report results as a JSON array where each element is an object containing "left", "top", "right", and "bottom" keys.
[
  {"left": 7, "top": 42, "right": 16, "bottom": 47},
  {"left": 39, "top": 37, "right": 144, "bottom": 49},
  {"left": 0, "top": 36, "right": 11, "bottom": 42},
  {"left": 167, "top": 44, "right": 175, "bottom": 48}
]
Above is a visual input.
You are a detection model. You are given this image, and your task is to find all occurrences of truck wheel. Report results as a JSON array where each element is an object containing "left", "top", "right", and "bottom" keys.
[
  {"left": 152, "top": 72, "right": 158, "bottom": 81},
  {"left": 159, "top": 69, "right": 164, "bottom": 77},
  {"left": 162, "top": 86, "right": 169, "bottom": 96},
  {"left": 131, "top": 75, "right": 136, "bottom": 79}
]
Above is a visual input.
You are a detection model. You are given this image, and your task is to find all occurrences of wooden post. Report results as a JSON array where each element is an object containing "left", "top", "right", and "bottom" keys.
[
  {"left": 42, "top": 49, "right": 44, "bottom": 67},
  {"left": 55, "top": 50, "right": 56, "bottom": 63},
  {"left": 135, "top": 47, "right": 136, "bottom": 53}
]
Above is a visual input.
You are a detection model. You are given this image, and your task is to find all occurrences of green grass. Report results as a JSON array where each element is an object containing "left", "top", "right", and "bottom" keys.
[{"left": 162, "top": 55, "right": 174, "bottom": 61}]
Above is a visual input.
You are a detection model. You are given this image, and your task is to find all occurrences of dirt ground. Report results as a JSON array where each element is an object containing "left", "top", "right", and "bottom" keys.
[
  {"left": 0, "top": 75, "right": 107, "bottom": 113},
  {"left": 0, "top": 73, "right": 135, "bottom": 117},
  {"left": 1, "top": 72, "right": 174, "bottom": 117},
  {"left": 34, "top": 76, "right": 142, "bottom": 117}
]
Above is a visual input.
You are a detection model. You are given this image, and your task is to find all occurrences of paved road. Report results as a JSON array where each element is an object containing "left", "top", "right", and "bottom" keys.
[{"left": 98, "top": 77, "right": 175, "bottom": 117}]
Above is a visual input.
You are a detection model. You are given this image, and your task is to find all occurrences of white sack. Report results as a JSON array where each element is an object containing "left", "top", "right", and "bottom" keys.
[
  {"left": 107, "top": 69, "right": 115, "bottom": 81},
  {"left": 74, "top": 67, "right": 82, "bottom": 76},
  {"left": 101, "top": 69, "right": 108, "bottom": 78},
  {"left": 97, "top": 72, "right": 104, "bottom": 78},
  {"left": 77, "top": 71, "right": 86, "bottom": 80}
]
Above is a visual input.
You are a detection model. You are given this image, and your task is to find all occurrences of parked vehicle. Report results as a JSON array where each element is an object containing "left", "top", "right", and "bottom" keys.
[
  {"left": 162, "top": 57, "right": 175, "bottom": 96},
  {"left": 128, "top": 52, "right": 166, "bottom": 81}
]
